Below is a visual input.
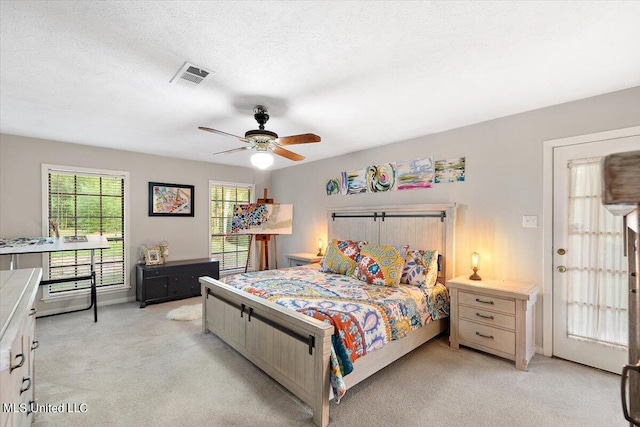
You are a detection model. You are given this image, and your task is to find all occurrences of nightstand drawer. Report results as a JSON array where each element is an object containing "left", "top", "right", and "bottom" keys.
[
  {"left": 459, "top": 320, "right": 515, "bottom": 355},
  {"left": 459, "top": 291, "right": 515, "bottom": 314},
  {"left": 458, "top": 305, "right": 515, "bottom": 330}
]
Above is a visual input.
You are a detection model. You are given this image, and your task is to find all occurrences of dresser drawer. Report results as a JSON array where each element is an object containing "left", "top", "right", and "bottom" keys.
[
  {"left": 459, "top": 291, "right": 515, "bottom": 314},
  {"left": 459, "top": 319, "right": 515, "bottom": 355},
  {"left": 458, "top": 305, "right": 515, "bottom": 330}
]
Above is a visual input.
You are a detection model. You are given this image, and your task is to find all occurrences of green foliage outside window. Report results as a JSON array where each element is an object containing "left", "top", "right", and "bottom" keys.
[{"left": 48, "top": 172, "right": 125, "bottom": 293}]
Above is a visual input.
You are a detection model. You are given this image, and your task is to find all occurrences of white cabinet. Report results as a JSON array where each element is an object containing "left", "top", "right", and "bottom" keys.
[
  {"left": 448, "top": 276, "right": 538, "bottom": 371},
  {"left": 1, "top": 269, "right": 42, "bottom": 426}
]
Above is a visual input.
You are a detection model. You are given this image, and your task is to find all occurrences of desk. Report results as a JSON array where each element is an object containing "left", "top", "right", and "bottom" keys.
[{"left": 0, "top": 236, "right": 110, "bottom": 322}]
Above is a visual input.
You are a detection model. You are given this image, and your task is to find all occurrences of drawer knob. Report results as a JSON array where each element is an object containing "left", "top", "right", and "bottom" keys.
[
  {"left": 475, "top": 298, "right": 494, "bottom": 305},
  {"left": 557, "top": 265, "right": 567, "bottom": 273},
  {"left": 31, "top": 340, "right": 40, "bottom": 351},
  {"left": 10, "top": 353, "right": 25, "bottom": 372},
  {"left": 476, "top": 313, "right": 495, "bottom": 320},
  {"left": 475, "top": 331, "right": 494, "bottom": 340},
  {"left": 20, "top": 377, "right": 31, "bottom": 394}
]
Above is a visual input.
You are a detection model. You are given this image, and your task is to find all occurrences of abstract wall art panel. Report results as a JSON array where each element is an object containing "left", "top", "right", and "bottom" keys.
[
  {"left": 435, "top": 157, "right": 466, "bottom": 183},
  {"left": 366, "top": 163, "right": 397, "bottom": 192},
  {"left": 396, "top": 157, "right": 434, "bottom": 190},
  {"left": 347, "top": 169, "right": 368, "bottom": 195},
  {"left": 326, "top": 178, "right": 340, "bottom": 195}
]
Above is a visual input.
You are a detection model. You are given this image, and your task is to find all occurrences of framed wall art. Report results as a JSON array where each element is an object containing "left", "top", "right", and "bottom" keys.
[{"left": 148, "top": 182, "right": 194, "bottom": 217}]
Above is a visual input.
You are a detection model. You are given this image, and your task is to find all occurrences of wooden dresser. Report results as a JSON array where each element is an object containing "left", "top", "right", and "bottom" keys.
[
  {"left": 1, "top": 268, "right": 42, "bottom": 426},
  {"left": 136, "top": 258, "right": 219, "bottom": 308},
  {"left": 448, "top": 276, "right": 538, "bottom": 371}
]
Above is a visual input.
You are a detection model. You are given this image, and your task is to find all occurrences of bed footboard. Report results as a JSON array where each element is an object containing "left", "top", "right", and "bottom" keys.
[{"left": 200, "top": 276, "right": 334, "bottom": 427}]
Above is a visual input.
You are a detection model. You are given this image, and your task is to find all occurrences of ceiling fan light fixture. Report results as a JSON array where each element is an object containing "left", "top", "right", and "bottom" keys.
[
  {"left": 251, "top": 152, "right": 274, "bottom": 169},
  {"left": 201, "top": 104, "right": 319, "bottom": 165}
]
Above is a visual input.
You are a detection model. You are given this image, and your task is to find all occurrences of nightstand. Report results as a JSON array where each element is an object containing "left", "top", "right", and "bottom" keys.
[
  {"left": 447, "top": 276, "right": 538, "bottom": 371},
  {"left": 286, "top": 253, "right": 322, "bottom": 267}
]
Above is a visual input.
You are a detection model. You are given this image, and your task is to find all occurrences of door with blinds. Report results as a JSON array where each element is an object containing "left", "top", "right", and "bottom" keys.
[{"left": 552, "top": 134, "right": 640, "bottom": 373}]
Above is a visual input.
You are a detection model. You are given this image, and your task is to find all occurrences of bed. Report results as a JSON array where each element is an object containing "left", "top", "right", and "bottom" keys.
[{"left": 200, "top": 203, "right": 457, "bottom": 426}]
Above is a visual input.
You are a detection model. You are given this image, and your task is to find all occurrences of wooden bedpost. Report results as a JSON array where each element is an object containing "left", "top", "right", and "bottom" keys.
[{"left": 313, "top": 330, "right": 332, "bottom": 427}]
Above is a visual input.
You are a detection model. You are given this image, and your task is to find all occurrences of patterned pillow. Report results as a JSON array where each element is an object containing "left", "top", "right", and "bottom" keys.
[
  {"left": 353, "top": 244, "right": 408, "bottom": 287},
  {"left": 319, "top": 239, "right": 367, "bottom": 276},
  {"left": 401, "top": 249, "right": 439, "bottom": 288}
]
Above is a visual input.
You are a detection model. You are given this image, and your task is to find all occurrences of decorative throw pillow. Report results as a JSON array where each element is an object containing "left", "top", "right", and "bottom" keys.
[
  {"left": 401, "top": 249, "right": 439, "bottom": 288},
  {"left": 353, "top": 244, "right": 408, "bottom": 287},
  {"left": 319, "top": 239, "right": 367, "bottom": 276}
]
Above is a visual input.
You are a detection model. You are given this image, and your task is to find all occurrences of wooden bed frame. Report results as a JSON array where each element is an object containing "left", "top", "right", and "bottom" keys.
[{"left": 200, "top": 203, "right": 457, "bottom": 426}]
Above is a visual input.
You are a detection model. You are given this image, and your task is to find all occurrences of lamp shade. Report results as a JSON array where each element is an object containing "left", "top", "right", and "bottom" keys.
[
  {"left": 469, "top": 252, "right": 481, "bottom": 280},
  {"left": 251, "top": 152, "right": 274, "bottom": 169},
  {"left": 471, "top": 252, "right": 480, "bottom": 268}
]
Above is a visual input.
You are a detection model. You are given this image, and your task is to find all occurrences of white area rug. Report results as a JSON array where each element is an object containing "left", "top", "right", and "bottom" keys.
[{"left": 166, "top": 304, "right": 202, "bottom": 321}]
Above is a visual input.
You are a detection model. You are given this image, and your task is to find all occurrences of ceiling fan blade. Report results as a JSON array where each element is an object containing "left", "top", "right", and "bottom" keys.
[
  {"left": 275, "top": 133, "right": 321, "bottom": 145},
  {"left": 273, "top": 146, "right": 305, "bottom": 161},
  {"left": 213, "top": 146, "right": 253, "bottom": 156},
  {"left": 199, "top": 126, "right": 250, "bottom": 143}
]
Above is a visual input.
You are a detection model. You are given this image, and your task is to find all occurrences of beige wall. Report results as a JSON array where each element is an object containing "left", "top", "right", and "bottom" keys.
[
  {"left": 2, "top": 86, "right": 639, "bottom": 344},
  {"left": 0, "top": 135, "right": 270, "bottom": 314},
  {"left": 270, "top": 86, "right": 640, "bottom": 349}
]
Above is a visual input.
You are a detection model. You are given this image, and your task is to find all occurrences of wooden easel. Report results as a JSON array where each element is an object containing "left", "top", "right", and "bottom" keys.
[{"left": 244, "top": 189, "right": 278, "bottom": 272}]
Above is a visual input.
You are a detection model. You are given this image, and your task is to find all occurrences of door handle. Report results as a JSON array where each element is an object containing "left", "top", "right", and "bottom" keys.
[
  {"left": 556, "top": 266, "right": 567, "bottom": 273},
  {"left": 621, "top": 362, "right": 640, "bottom": 426}
]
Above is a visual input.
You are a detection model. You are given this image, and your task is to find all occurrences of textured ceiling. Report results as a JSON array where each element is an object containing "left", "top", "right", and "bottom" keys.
[{"left": 1, "top": 1, "right": 639, "bottom": 170}]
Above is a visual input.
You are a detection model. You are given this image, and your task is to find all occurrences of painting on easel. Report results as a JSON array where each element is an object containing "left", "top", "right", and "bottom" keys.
[
  {"left": 231, "top": 194, "right": 293, "bottom": 271},
  {"left": 231, "top": 204, "right": 293, "bottom": 235}
]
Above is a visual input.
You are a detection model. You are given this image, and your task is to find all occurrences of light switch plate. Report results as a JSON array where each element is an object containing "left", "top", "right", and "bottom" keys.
[{"left": 523, "top": 215, "right": 538, "bottom": 228}]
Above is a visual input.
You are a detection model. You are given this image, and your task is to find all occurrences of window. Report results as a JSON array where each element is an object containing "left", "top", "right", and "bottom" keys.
[
  {"left": 43, "top": 165, "right": 129, "bottom": 295},
  {"left": 210, "top": 181, "right": 255, "bottom": 274}
]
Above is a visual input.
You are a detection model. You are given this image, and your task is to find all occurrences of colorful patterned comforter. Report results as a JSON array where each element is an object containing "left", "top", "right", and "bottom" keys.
[{"left": 220, "top": 264, "right": 449, "bottom": 401}]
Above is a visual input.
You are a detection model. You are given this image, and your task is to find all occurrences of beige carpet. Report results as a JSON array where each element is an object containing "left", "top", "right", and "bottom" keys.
[{"left": 32, "top": 297, "right": 624, "bottom": 427}]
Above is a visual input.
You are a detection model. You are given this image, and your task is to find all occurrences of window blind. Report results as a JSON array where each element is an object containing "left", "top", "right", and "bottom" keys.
[
  {"left": 210, "top": 183, "right": 253, "bottom": 272},
  {"left": 48, "top": 171, "right": 125, "bottom": 293}
]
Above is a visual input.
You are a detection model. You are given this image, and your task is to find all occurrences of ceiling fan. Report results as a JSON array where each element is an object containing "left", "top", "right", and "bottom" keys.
[{"left": 198, "top": 105, "right": 321, "bottom": 169}]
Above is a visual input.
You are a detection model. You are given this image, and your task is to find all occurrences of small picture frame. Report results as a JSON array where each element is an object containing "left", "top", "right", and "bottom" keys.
[{"left": 144, "top": 246, "right": 163, "bottom": 265}]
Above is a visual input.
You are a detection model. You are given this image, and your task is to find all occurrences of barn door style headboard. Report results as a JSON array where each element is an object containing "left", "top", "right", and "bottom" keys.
[{"left": 327, "top": 204, "right": 457, "bottom": 283}]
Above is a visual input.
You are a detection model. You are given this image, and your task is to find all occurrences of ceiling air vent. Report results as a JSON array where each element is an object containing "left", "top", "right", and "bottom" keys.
[{"left": 170, "top": 62, "right": 212, "bottom": 87}]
